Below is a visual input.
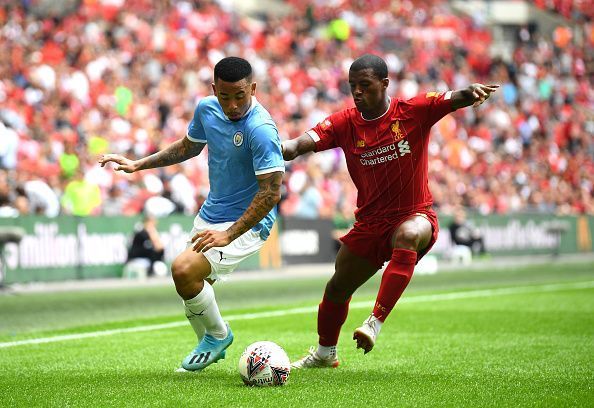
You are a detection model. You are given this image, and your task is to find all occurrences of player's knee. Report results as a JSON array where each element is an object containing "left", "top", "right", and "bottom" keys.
[
  {"left": 171, "top": 257, "right": 193, "bottom": 284},
  {"left": 393, "top": 227, "right": 421, "bottom": 250}
]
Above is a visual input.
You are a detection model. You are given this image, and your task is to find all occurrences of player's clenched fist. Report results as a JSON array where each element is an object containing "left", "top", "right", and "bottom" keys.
[
  {"left": 98, "top": 154, "right": 139, "bottom": 173},
  {"left": 468, "top": 83, "right": 499, "bottom": 107}
]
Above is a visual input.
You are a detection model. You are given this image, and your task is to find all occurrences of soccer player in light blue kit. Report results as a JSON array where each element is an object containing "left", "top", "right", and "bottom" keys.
[{"left": 99, "top": 57, "right": 284, "bottom": 371}]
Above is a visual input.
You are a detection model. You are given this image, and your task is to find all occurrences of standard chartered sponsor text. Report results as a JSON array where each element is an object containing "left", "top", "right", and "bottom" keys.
[{"left": 359, "top": 141, "right": 410, "bottom": 166}]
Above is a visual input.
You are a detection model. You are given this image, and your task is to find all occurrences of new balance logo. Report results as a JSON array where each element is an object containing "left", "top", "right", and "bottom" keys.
[{"left": 189, "top": 352, "right": 211, "bottom": 365}]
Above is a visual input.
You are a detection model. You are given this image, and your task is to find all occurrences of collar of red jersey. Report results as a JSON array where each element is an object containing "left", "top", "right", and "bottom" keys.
[{"left": 360, "top": 97, "right": 391, "bottom": 122}]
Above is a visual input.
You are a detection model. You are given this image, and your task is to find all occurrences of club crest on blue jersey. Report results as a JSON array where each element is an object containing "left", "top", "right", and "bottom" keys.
[{"left": 233, "top": 131, "right": 244, "bottom": 147}]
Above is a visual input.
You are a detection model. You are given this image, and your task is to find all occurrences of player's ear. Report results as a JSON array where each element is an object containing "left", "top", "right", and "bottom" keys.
[
  {"left": 250, "top": 82, "right": 257, "bottom": 96},
  {"left": 211, "top": 82, "right": 217, "bottom": 95},
  {"left": 382, "top": 78, "right": 389, "bottom": 89}
]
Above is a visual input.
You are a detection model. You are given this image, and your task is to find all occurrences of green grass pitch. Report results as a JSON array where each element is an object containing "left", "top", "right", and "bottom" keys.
[{"left": 1, "top": 260, "right": 593, "bottom": 407}]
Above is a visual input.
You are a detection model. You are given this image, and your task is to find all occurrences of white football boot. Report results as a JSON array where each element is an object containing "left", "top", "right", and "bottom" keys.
[
  {"left": 291, "top": 346, "right": 339, "bottom": 369},
  {"left": 353, "top": 314, "right": 382, "bottom": 354}
]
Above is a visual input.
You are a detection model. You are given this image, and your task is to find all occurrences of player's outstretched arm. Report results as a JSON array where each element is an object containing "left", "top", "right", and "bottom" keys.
[
  {"left": 450, "top": 83, "right": 499, "bottom": 110},
  {"left": 98, "top": 137, "right": 205, "bottom": 173},
  {"left": 191, "top": 171, "right": 283, "bottom": 253},
  {"left": 281, "top": 133, "right": 316, "bottom": 161}
]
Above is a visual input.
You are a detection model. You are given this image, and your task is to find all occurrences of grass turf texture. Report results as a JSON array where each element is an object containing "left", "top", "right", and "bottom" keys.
[{"left": 1, "top": 260, "right": 593, "bottom": 407}]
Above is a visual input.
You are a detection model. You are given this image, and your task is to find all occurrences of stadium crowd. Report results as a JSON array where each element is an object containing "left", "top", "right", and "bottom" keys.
[{"left": 0, "top": 0, "right": 592, "bottom": 223}]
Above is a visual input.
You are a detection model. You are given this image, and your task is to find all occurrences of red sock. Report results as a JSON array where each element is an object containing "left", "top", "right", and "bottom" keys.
[
  {"left": 372, "top": 248, "right": 417, "bottom": 322},
  {"left": 317, "top": 295, "right": 351, "bottom": 347}
]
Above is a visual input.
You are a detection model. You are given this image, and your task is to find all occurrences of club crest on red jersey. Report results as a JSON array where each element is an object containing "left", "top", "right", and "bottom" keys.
[
  {"left": 391, "top": 121, "right": 405, "bottom": 142},
  {"left": 356, "top": 140, "right": 365, "bottom": 147},
  {"left": 320, "top": 119, "right": 332, "bottom": 130},
  {"left": 425, "top": 91, "right": 442, "bottom": 98}
]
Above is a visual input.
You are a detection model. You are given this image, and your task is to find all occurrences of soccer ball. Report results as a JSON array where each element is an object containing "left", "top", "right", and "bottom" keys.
[{"left": 238, "top": 341, "right": 291, "bottom": 386}]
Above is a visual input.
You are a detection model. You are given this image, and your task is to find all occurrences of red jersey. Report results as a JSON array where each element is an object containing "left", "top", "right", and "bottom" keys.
[{"left": 308, "top": 92, "right": 454, "bottom": 220}]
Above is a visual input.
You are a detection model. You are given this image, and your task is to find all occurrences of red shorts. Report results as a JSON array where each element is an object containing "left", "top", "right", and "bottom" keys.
[{"left": 339, "top": 207, "right": 439, "bottom": 269}]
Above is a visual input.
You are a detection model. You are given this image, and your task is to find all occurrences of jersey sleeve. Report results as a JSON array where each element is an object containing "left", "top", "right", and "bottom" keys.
[
  {"left": 408, "top": 91, "right": 454, "bottom": 129},
  {"left": 249, "top": 123, "right": 285, "bottom": 176},
  {"left": 306, "top": 111, "right": 347, "bottom": 152},
  {"left": 186, "top": 100, "right": 207, "bottom": 143}
]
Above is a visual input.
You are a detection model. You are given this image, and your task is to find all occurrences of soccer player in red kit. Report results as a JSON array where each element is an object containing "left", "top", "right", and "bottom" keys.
[{"left": 283, "top": 54, "right": 498, "bottom": 368}]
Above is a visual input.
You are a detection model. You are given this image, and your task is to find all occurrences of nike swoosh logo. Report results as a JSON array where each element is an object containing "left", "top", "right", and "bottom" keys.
[{"left": 186, "top": 309, "right": 205, "bottom": 317}]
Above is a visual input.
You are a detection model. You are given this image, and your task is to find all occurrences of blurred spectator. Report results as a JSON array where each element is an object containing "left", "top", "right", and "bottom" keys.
[
  {"left": 144, "top": 194, "right": 177, "bottom": 218},
  {"left": 0, "top": 121, "right": 18, "bottom": 170},
  {"left": 102, "top": 184, "right": 127, "bottom": 216},
  {"left": 448, "top": 207, "right": 486, "bottom": 257},
  {"left": 123, "top": 214, "right": 167, "bottom": 278},
  {"left": 0, "top": 191, "right": 18, "bottom": 218},
  {"left": 294, "top": 177, "right": 323, "bottom": 219},
  {"left": 14, "top": 192, "right": 30, "bottom": 216},
  {"left": 165, "top": 165, "right": 197, "bottom": 215},
  {"left": 60, "top": 168, "right": 102, "bottom": 216},
  {"left": 22, "top": 177, "right": 61, "bottom": 217},
  {"left": 59, "top": 141, "right": 80, "bottom": 179}
]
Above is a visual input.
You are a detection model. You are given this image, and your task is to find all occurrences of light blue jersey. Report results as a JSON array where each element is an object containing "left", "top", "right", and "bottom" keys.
[{"left": 187, "top": 96, "right": 284, "bottom": 240}]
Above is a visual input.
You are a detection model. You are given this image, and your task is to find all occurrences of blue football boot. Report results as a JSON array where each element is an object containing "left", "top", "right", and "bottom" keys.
[{"left": 181, "top": 324, "right": 234, "bottom": 371}]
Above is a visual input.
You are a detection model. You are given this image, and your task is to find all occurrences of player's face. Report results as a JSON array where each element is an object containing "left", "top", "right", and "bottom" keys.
[
  {"left": 212, "top": 78, "right": 256, "bottom": 121},
  {"left": 349, "top": 68, "right": 389, "bottom": 115}
]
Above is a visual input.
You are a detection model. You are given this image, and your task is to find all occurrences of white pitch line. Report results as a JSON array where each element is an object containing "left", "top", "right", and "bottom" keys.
[{"left": 1, "top": 280, "right": 593, "bottom": 349}]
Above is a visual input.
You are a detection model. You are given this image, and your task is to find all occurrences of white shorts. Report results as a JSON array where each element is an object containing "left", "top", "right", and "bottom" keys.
[{"left": 187, "top": 216, "right": 265, "bottom": 280}]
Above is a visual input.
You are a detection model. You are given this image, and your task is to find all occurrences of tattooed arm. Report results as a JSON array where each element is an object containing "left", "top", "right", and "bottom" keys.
[
  {"left": 98, "top": 137, "right": 205, "bottom": 173},
  {"left": 191, "top": 171, "right": 283, "bottom": 252},
  {"left": 226, "top": 171, "right": 283, "bottom": 240}
]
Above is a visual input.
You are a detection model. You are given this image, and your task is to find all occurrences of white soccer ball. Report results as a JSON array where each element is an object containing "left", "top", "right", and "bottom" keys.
[{"left": 238, "top": 341, "right": 291, "bottom": 386}]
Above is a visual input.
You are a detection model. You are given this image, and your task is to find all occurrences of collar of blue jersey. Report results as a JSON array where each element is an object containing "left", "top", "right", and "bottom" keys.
[{"left": 360, "top": 97, "right": 391, "bottom": 121}]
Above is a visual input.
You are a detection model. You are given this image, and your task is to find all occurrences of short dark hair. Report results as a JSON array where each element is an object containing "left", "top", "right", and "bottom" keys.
[
  {"left": 214, "top": 57, "right": 253, "bottom": 83},
  {"left": 349, "top": 54, "right": 388, "bottom": 79}
]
